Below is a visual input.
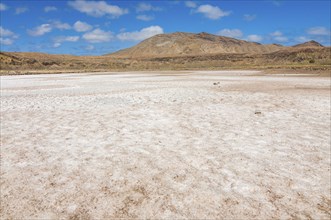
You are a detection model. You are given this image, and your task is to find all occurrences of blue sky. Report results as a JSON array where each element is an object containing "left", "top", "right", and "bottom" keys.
[{"left": 0, "top": 0, "right": 330, "bottom": 55}]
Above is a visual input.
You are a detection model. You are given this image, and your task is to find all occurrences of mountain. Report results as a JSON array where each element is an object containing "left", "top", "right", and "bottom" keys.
[
  {"left": 293, "top": 40, "right": 324, "bottom": 48},
  {"left": 1, "top": 32, "right": 329, "bottom": 74},
  {"left": 109, "top": 32, "right": 283, "bottom": 58}
]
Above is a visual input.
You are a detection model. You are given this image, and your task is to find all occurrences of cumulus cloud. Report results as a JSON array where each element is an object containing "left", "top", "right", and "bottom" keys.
[
  {"left": 57, "top": 36, "right": 80, "bottom": 42},
  {"left": 0, "top": 26, "right": 18, "bottom": 45},
  {"left": 306, "top": 26, "right": 330, "bottom": 36},
  {"left": 270, "top": 31, "right": 288, "bottom": 42},
  {"left": 28, "top": 21, "right": 71, "bottom": 36},
  {"left": 136, "top": 3, "right": 161, "bottom": 12},
  {"left": 73, "top": 21, "right": 93, "bottom": 32},
  {"left": 246, "top": 34, "right": 263, "bottom": 42},
  {"left": 243, "top": 14, "right": 256, "bottom": 21},
  {"left": 28, "top": 24, "right": 52, "bottom": 36},
  {"left": 217, "top": 29, "right": 243, "bottom": 38},
  {"left": 0, "top": 26, "right": 17, "bottom": 38},
  {"left": 15, "top": 7, "right": 29, "bottom": 15},
  {"left": 82, "top": 28, "right": 114, "bottom": 43},
  {"left": 136, "top": 14, "right": 154, "bottom": 21},
  {"left": 68, "top": 0, "right": 128, "bottom": 17},
  {"left": 52, "top": 21, "right": 71, "bottom": 30},
  {"left": 117, "top": 25, "right": 163, "bottom": 41},
  {"left": 0, "top": 3, "right": 8, "bottom": 11},
  {"left": 53, "top": 36, "right": 80, "bottom": 47},
  {"left": 196, "top": 4, "right": 231, "bottom": 20},
  {"left": 185, "top": 1, "right": 197, "bottom": 8},
  {"left": 44, "top": 6, "right": 57, "bottom": 12},
  {"left": 53, "top": 42, "right": 61, "bottom": 48},
  {"left": 0, "top": 38, "right": 14, "bottom": 45},
  {"left": 270, "top": 31, "right": 282, "bottom": 37}
]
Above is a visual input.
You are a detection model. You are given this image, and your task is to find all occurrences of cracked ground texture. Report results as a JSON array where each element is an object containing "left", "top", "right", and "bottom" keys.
[{"left": 1, "top": 71, "right": 330, "bottom": 219}]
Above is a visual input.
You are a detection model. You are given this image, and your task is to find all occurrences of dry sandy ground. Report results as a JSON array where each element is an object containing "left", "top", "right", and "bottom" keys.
[{"left": 1, "top": 71, "right": 330, "bottom": 219}]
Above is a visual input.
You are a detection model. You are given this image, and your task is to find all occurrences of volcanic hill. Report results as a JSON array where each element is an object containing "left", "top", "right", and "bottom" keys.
[
  {"left": 109, "top": 32, "right": 283, "bottom": 58},
  {"left": 1, "top": 32, "right": 330, "bottom": 74},
  {"left": 293, "top": 40, "right": 324, "bottom": 48}
]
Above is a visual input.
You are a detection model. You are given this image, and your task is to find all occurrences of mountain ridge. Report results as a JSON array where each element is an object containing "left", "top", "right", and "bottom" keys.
[
  {"left": 293, "top": 40, "right": 324, "bottom": 48},
  {"left": 108, "top": 31, "right": 286, "bottom": 58},
  {"left": 1, "top": 32, "right": 329, "bottom": 74}
]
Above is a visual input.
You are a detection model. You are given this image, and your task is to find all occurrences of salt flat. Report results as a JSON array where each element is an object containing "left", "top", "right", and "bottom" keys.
[{"left": 1, "top": 71, "right": 330, "bottom": 219}]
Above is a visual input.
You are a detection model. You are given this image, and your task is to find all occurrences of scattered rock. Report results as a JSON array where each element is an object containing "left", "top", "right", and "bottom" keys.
[
  {"left": 255, "top": 111, "right": 262, "bottom": 115},
  {"left": 213, "top": 82, "right": 220, "bottom": 85}
]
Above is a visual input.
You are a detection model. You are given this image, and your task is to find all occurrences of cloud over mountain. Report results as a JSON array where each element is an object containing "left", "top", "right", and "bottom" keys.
[{"left": 117, "top": 26, "right": 164, "bottom": 41}]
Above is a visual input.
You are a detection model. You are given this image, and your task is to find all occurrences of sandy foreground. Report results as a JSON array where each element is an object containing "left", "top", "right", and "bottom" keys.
[{"left": 0, "top": 71, "right": 330, "bottom": 219}]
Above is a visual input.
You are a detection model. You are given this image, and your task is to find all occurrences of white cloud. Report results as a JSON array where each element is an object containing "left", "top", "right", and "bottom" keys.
[
  {"left": 295, "top": 36, "right": 312, "bottom": 43},
  {"left": 185, "top": 1, "right": 197, "bottom": 8},
  {"left": 117, "top": 25, "right": 163, "bottom": 41},
  {"left": 83, "top": 28, "right": 114, "bottom": 43},
  {"left": 62, "top": 36, "right": 80, "bottom": 42},
  {"left": 0, "top": 26, "right": 17, "bottom": 38},
  {"left": 196, "top": 4, "right": 231, "bottom": 20},
  {"left": 15, "top": 7, "right": 28, "bottom": 15},
  {"left": 270, "top": 31, "right": 282, "bottom": 37},
  {"left": 136, "top": 14, "right": 154, "bottom": 21},
  {"left": 44, "top": 6, "right": 57, "bottom": 12},
  {"left": 307, "top": 26, "right": 330, "bottom": 36},
  {"left": 53, "top": 42, "right": 61, "bottom": 48},
  {"left": 136, "top": 3, "right": 161, "bottom": 12},
  {"left": 28, "top": 24, "right": 52, "bottom": 36},
  {"left": 270, "top": 31, "right": 288, "bottom": 42},
  {"left": 217, "top": 29, "right": 243, "bottom": 38},
  {"left": 0, "top": 27, "right": 18, "bottom": 45},
  {"left": 73, "top": 21, "right": 93, "bottom": 32},
  {"left": 246, "top": 34, "right": 263, "bottom": 42},
  {"left": 0, "top": 38, "right": 13, "bottom": 45},
  {"left": 68, "top": 0, "right": 128, "bottom": 17},
  {"left": 28, "top": 21, "right": 71, "bottom": 36},
  {"left": 52, "top": 21, "right": 71, "bottom": 30},
  {"left": 0, "top": 3, "right": 8, "bottom": 11},
  {"left": 53, "top": 36, "right": 80, "bottom": 47},
  {"left": 243, "top": 14, "right": 256, "bottom": 21}
]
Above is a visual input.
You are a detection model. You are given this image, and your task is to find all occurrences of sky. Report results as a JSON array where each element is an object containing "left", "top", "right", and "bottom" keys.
[{"left": 0, "top": 0, "right": 330, "bottom": 55}]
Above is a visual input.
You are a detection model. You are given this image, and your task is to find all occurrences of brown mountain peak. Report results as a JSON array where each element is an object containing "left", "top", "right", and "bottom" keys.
[
  {"left": 109, "top": 31, "right": 283, "bottom": 58},
  {"left": 293, "top": 40, "right": 324, "bottom": 48}
]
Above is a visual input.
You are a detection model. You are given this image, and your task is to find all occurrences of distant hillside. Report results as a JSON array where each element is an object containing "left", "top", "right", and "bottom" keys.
[
  {"left": 1, "top": 32, "right": 330, "bottom": 74},
  {"left": 0, "top": 52, "right": 127, "bottom": 72},
  {"left": 109, "top": 32, "right": 283, "bottom": 58},
  {"left": 293, "top": 40, "right": 324, "bottom": 48}
]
